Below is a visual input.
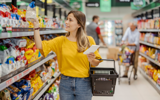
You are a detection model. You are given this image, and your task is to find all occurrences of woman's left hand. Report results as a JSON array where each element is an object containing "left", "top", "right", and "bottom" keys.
[{"left": 87, "top": 52, "right": 96, "bottom": 62}]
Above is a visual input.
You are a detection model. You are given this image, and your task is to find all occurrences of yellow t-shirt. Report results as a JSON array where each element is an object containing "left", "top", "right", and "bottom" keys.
[{"left": 39, "top": 36, "right": 102, "bottom": 78}]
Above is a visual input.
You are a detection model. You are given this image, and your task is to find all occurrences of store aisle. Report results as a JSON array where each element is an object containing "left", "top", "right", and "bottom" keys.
[{"left": 92, "top": 48, "right": 160, "bottom": 100}]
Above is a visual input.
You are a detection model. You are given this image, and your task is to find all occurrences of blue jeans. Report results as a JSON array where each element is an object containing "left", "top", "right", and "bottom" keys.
[{"left": 59, "top": 74, "right": 92, "bottom": 100}]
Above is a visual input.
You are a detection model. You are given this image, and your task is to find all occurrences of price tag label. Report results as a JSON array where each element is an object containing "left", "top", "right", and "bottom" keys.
[
  {"left": 6, "top": 78, "right": 13, "bottom": 86},
  {"left": 23, "top": 69, "right": 30, "bottom": 75},
  {"left": 14, "top": 76, "right": 18, "bottom": 81},
  {"left": 7, "top": 33, "right": 11, "bottom": 37},
  {"left": 17, "top": 32, "right": 19, "bottom": 36},
  {"left": 18, "top": 73, "right": 22, "bottom": 78}
]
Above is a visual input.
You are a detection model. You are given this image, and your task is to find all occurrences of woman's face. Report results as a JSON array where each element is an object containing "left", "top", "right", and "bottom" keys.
[{"left": 65, "top": 13, "right": 80, "bottom": 32}]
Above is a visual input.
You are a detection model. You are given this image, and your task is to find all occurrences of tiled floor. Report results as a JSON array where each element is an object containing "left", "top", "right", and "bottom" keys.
[{"left": 92, "top": 48, "right": 160, "bottom": 100}]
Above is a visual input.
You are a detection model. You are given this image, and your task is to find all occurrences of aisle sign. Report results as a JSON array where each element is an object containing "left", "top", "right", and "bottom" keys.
[
  {"left": 100, "top": 0, "right": 111, "bottom": 12},
  {"left": 86, "top": 2, "right": 100, "bottom": 7},
  {"left": 131, "top": 0, "right": 146, "bottom": 10},
  {"left": 116, "top": 0, "right": 133, "bottom": 2}
]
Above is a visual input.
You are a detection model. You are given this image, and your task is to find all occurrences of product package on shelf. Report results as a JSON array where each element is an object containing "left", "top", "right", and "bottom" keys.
[
  {"left": 140, "top": 44, "right": 160, "bottom": 61},
  {"left": 39, "top": 77, "right": 60, "bottom": 100},
  {"left": 137, "top": 18, "right": 160, "bottom": 30},
  {"left": 115, "top": 20, "right": 123, "bottom": 46},
  {"left": 0, "top": 79, "right": 33, "bottom": 100}
]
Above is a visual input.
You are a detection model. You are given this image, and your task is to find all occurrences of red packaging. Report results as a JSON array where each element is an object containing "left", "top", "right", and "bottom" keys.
[
  {"left": 0, "top": 10, "right": 5, "bottom": 17},
  {"left": 5, "top": 11, "right": 11, "bottom": 19},
  {"left": 11, "top": 4, "right": 18, "bottom": 13},
  {"left": 158, "top": 53, "right": 160, "bottom": 62}
]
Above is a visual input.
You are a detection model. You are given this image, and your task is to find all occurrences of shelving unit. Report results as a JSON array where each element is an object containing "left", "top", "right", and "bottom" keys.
[
  {"left": 0, "top": 54, "right": 56, "bottom": 91},
  {"left": 115, "top": 20, "right": 123, "bottom": 46},
  {"left": 139, "top": 52, "right": 160, "bottom": 66},
  {"left": 132, "top": 0, "right": 160, "bottom": 94},
  {"left": 0, "top": 30, "right": 67, "bottom": 38},
  {"left": 138, "top": 67, "right": 160, "bottom": 94},
  {"left": 139, "top": 29, "right": 160, "bottom": 32},
  {"left": 140, "top": 41, "right": 160, "bottom": 49},
  {"left": 32, "top": 72, "right": 61, "bottom": 100},
  {"left": 0, "top": 0, "right": 70, "bottom": 99}
]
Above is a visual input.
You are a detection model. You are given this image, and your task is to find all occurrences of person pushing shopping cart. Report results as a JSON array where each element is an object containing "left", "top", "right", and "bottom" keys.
[{"left": 120, "top": 22, "right": 140, "bottom": 78}]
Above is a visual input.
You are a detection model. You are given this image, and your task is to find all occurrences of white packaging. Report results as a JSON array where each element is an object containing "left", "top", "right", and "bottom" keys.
[{"left": 26, "top": 1, "right": 36, "bottom": 22}]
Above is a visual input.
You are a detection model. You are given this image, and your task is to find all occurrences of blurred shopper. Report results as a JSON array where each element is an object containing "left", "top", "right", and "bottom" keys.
[
  {"left": 121, "top": 22, "right": 140, "bottom": 78},
  {"left": 87, "top": 15, "right": 106, "bottom": 46},
  {"left": 33, "top": 11, "right": 102, "bottom": 100}
]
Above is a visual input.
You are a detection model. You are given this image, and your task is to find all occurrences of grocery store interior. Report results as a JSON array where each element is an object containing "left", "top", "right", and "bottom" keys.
[{"left": 0, "top": 0, "right": 160, "bottom": 100}]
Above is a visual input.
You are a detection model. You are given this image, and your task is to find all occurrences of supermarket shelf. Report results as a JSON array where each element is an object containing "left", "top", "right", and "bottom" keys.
[
  {"left": 0, "top": 30, "right": 67, "bottom": 38},
  {"left": 139, "top": 67, "right": 160, "bottom": 94},
  {"left": 140, "top": 41, "right": 160, "bottom": 49},
  {"left": 139, "top": 52, "right": 160, "bottom": 66},
  {"left": 115, "top": 34, "right": 123, "bottom": 35},
  {"left": 33, "top": 72, "right": 61, "bottom": 100},
  {"left": 138, "top": 29, "right": 160, "bottom": 32},
  {"left": 0, "top": 54, "right": 56, "bottom": 91},
  {"left": 132, "top": 0, "right": 160, "bottom": 17}
]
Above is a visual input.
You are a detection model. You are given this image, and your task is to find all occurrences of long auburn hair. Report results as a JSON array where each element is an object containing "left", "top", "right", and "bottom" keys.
[{"left": 66, "top": 11, "right": 90, "bottom": 52}]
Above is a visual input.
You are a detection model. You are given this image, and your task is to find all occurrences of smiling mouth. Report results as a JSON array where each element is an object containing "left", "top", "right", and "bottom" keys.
[{"left": 66, "top": 26, "right": 70, "bottom": 28}]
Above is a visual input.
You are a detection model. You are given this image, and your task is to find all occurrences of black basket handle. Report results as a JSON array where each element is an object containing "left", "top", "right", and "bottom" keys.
[{"left": 97, "top": 59, "right": 116, "bottom": 69}]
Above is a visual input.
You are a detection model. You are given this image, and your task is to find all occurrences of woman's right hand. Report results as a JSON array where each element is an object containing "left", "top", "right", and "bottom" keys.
[{"left": 33, "top": 18, "right": 39, "bottom": 28}]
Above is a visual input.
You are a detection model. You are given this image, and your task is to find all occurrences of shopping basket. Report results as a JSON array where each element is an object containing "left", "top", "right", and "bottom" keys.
[{"left": 90, "top": 59, "right": 118, "bottom": 96}]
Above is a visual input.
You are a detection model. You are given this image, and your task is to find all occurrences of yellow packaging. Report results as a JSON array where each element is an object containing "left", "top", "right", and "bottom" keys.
[
  {"left": 22, "top": 37, "right": 35, "bottom": 48},
  {"left": 17, "top": 9, "right": 25, "bottom": 18},
  {"left": 153, "top": 69, "right": 158, "bottom": 82},
  {"left": 31, "top": 75, "right": 43, "bottom": 96}
]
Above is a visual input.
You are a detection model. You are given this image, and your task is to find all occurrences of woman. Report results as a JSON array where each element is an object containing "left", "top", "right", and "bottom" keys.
[{"left": 33, "top": 11, "right": 102, "bottom": 100}]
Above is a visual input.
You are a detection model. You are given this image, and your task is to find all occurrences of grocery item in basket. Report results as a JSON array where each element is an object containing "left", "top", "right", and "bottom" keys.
[
  {"left": 26, "top": 1, "right": 36, "bottom": 22},
  {"left": 0, "top": 88, "right": 11, "bottom": 100}
]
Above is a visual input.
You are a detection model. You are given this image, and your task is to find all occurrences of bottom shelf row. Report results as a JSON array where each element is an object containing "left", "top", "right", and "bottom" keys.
[
  {"left": 139, "top": 67, "right": 160, "bottom": 94},
  {"left": 0, "top": 58, "right": 61, "bottom": 100}
]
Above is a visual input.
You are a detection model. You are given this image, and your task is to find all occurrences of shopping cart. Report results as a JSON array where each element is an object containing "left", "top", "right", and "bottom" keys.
[
  {"left": 118, "top": 46, "right": 138, "bottom": 85},
  {"left": 90, "top": 59, "right": 118, "bottom": 96}
]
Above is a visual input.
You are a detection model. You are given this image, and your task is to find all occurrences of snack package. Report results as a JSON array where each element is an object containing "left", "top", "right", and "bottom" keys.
[
  {"left": 26, "top": 1, "right": 36, "bottom": 22},
  {"left": 0, "top": 88, "right": 11, "bottom": 100},
  {"left": 11, "top": 4, "right": 18, "bottom": 14},
  {"left": 31, "top": 75, "right": 43, "bottom": 96},
  {"left": 153, "top": 69, "right": 158, "bottom": 82},
  {"left": 11, "top": 39, "right": 27, "bottom": 48},
  {"left": 13, "top": 79, "right": 33, "bottom": 100},
  {"left": 7, "top": 85, "right": 23, "bottom": 100},
  {"left": 157, "top": 70, "right": 160, "bottom": 86}
]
